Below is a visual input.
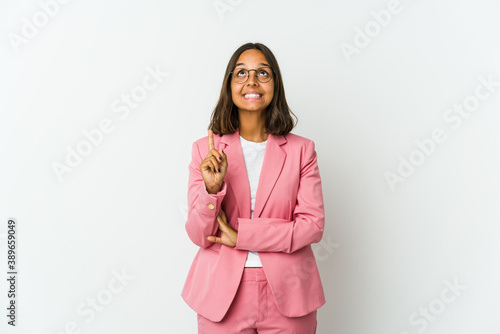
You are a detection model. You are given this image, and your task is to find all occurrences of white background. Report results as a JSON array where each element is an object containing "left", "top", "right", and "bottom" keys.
[{"left": 1, "top": 0, "right": 499, "bottom": 333}]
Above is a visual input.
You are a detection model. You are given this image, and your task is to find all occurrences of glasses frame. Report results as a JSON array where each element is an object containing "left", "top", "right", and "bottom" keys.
[{"left": 230, "top": 67, "right": 275, "bottom": 84}]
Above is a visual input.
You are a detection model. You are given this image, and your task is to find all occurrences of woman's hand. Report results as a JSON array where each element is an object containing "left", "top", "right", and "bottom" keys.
[
  {"left": 207, "top": 209, "right": 238, "bottom": 247},
  {"left": 200, "top": 129, "right": 228, "bottom": 194}
]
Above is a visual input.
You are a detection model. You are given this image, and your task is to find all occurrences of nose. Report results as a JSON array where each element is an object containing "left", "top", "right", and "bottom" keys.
[{"left": 246, "top": 70, "right": 259, "bottom": 85}]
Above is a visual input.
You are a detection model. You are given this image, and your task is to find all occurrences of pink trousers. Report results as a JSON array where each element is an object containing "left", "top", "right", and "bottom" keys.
[{"left": 197, "top": 267, "right": 317, "bottom": 333}]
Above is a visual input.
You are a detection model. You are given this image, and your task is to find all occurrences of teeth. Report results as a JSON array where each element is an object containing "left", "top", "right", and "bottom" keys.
[{"left": 244, "top": 94, "right": 262, "bottom": 98}]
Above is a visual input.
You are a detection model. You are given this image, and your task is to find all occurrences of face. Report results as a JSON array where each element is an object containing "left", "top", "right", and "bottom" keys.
[{"left": 230, "top": 49, "right": 275, "bottom": 115}]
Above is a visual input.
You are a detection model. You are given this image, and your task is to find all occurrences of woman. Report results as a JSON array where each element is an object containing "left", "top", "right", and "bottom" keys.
[{"left": 181, "top": 42, "right": 326, "bottom": 333}]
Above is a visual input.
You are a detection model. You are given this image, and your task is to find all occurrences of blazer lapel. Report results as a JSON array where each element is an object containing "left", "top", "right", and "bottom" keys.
[
  {"left": 254, "top": 132, "right": 287, "bottom": 218},
  {"left": 219, "top": 128, "right": 287, "bottom": 220}
]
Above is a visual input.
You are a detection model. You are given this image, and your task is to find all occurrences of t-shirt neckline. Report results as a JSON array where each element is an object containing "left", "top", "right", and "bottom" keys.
[{"left": 240, "top": 135, "right": 267, "bottom": 145}]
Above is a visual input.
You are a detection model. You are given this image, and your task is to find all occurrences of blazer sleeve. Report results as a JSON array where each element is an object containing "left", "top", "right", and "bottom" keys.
[
  {"left": 185, "top": 141, "right": 227, "bottom": 248},
  {"left": 234, "top": 140, "right": 325, "bottom": 254}
]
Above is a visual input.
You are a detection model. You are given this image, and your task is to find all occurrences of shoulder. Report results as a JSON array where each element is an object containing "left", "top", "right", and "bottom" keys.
[
  {"left": 193, "top": 135, "right": 209, "bottom": 147},
  {"left": 281, "top": 133, "right": 319, "bottom": 170},
  {"left": 283, "top": 132, "right": 316, "bottom": 151},
  {"left": 283, "top": 132, "right": 314, "bottom": 144}
]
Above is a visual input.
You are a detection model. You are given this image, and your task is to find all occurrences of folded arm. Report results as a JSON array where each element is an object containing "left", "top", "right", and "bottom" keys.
[{"left": 235, "top": 140, "right": 325, "bottom": 254}]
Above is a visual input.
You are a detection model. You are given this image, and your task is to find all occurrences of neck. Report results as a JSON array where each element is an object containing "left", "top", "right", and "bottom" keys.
[{"left": 238, "top": 110, "right": 268, "bottom": 142}]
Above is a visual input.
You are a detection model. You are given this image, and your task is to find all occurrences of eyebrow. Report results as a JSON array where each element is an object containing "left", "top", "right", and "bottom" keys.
[{"left": 235, "top": 62, "right": 270, "bottom": 68}]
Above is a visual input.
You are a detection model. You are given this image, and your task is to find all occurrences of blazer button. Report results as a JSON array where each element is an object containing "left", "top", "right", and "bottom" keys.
[{"left": 208, "top": 204, "right": 215, "bottom": 210}]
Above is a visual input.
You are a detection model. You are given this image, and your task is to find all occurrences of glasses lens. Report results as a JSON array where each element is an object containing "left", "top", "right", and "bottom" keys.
[
  {"left": 256, "top": 68, "right": 272, "bottom": 83},
  {"left": 233, "top": 69, "right": 248, "bottom": 83},
  {"left": 232, "top": 68, "right": 273, "bottom": 83}
]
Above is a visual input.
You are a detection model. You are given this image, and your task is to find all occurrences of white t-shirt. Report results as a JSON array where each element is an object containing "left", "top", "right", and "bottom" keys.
[{"left": 239, "top": 135, "right": 267, "bottom": 267}]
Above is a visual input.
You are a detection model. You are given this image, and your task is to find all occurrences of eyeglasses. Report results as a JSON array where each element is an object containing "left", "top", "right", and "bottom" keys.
[{"left": 230, "top": 67, "right": 274, "bottom": 84}]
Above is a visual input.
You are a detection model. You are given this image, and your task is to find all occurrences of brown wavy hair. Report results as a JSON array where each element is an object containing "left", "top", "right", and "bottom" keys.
[{"left": 208, "top": 42, "right": 297, "bottom": 136}]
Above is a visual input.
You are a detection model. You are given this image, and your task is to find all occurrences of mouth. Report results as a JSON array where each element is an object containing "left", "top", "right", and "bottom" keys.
[{"left": 242, "top": 93, "right": 263, "bottom": 100}]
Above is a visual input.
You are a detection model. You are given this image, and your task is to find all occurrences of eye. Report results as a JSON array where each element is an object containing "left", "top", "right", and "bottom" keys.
[
  {"left": 236, "top": 69, "right": 247, "bottom": 77},
  {"left": 258, "top": 69, "right": 270, "bottom": 77}
]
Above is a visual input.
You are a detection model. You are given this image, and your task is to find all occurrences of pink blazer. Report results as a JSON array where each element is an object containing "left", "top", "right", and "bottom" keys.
[{"left": 181, "top": 128, "right": 326, "bottom": 322}]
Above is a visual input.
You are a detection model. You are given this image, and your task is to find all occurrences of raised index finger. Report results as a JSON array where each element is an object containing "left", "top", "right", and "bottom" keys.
[{"left": 208, "top": 129, "right": 216, "bottom": 151}]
